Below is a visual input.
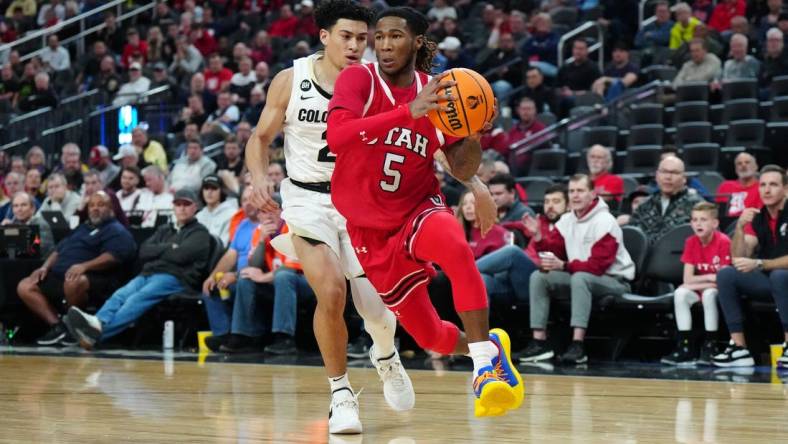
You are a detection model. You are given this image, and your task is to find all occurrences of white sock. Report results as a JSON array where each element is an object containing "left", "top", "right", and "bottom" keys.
[
  {"left": 329, "top": 373, "right": 352, "bottom": 394},
  {"left": 367, "top": 310, "right": 397, "bottom": 361},
  {"left": 468, "top": 341, "right": 497, "bottom": 377}
]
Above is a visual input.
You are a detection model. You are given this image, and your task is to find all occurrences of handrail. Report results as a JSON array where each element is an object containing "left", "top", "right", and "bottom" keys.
[
  {"left": 0, "top": 137, "right": 29, "bottom": 152},
  {"left": 60, "top": 89, "right": 99, "bottom": 106},
  {"left": 557, "top": 21, "right": 604, "bottom": 72},
  {"left": 41, "top": 119, "right": 83, "bottom": 136},
  {"left": 89, "top": 85, "right": 173, "bottom": 116},
  {"left": 509, "top": 80, "right": 663, "bottom": 156},
  {"left": 0, "top": 0, "right": 128, "bottom": 57},
  {"left": 17, "top": 1, "right": 157, "bottom": 64},
  {"left": 8, "top": 106, "right": 53, "bottom": 124},
  {"left": 482, "top": 56, "right": 524, "bottom": 79}
]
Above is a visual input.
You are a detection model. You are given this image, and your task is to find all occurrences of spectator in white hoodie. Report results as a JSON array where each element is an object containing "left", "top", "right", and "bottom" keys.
[
  {"left": 196, "top": 175, "right": 238, "bottom": 246},
  {"left": 520, "top": 174, "right": 635, "bottom": 365}
]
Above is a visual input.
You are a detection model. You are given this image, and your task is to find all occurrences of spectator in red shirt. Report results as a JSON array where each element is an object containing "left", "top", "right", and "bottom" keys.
[
  {"left": 296, "top": 1, "right": 319, "bottom": 41},
  {"left": 708, "top": 0, "right": 747, "bottom": 34},
  {"left": 121, "top": 28, "right": 148, "bottom": 69},
  {"left": 268, "top": 4, "right": 299, "bottom": 39},
  {"left": 250, "top": 30, "right": 274, "bottom": 65},
  {"left": 203, "top": 53, "right": 233, "bottom": 94},
  {"left": 506, "top": 97, "right": 546, "bottom": 170},
  {"left": 190, "top": 23, "right": 218, "bottom": 57},
  {"left": 587, "top": 144, "right": 624, "bottom": 202},
  {"left": 457, "top": 189, "right": 509, "bottom": 259},
  {"left": 662, "top": 202, "right": 730, "bottom": 366},
  {"left": 716, "top": 152, "right": 762, "bottom": 217}
]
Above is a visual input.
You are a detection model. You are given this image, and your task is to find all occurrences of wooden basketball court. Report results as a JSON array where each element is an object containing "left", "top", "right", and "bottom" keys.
[{"left": 1, "top": 354, "right": 786, "bottom": 443}]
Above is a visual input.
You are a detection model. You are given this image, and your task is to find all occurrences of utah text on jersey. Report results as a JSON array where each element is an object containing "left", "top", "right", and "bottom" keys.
[{"left": 360, "top": 127, "right": 429, "bottom": 158}]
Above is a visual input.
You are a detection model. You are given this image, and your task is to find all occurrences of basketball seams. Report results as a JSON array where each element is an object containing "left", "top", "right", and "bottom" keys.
[{"left": 463, "top": 68, "right": 492, "bottom": 125}]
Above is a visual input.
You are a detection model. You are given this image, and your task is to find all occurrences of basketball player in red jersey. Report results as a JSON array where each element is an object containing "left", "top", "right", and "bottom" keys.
[{"left": 327, "top": 7, "right": 524, "bottom": 417}]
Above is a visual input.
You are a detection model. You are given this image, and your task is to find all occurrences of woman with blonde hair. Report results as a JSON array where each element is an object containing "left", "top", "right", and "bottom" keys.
[{"left": 456, "top": 190, "right": 510, "bottom": 260}]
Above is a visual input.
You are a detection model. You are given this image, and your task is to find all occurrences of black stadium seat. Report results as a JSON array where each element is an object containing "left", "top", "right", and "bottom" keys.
[
  {"left": 725, "top": 119, "right": 765, "bottom": 147},
  {"left": 628, "top": 124, "right": 664, "bottom": 148},
  {"left": 582, "top": 126, "right": 618, "bottom": 148},
  {"left": 528, "top": 149, "right": 567, "bottom": 177},
  {"left": 623, "top": 146, "right": 662, "bottom": 174},
  {"left": 630, "top": 103, "right": 663, "bottom": 125},
  {"left": 722, "top": 98, "right": 759, "bottom": 123},
  {"left": 722, "top": 79, "right": 758, "bottom": 101},
  {"left": 771, "top": 75, "right": 788, "bottom": 98},
  {"left": 516, "top": 177, "right": 555, "bottom": 206},
  {"left": 682, "top": 143, "right": 720, "bottom": 172},
  {"left": 770, "top": 96, "right": 788, "bottom": 121},
  {"left": 675, "top": 121, "right": 711, "bottom": 147},
  {"left": 673, "top": 101, "right": 709, "bottom": 124},
  {"left": 675, "top": 81, "right": 709, "bottom": 102}
]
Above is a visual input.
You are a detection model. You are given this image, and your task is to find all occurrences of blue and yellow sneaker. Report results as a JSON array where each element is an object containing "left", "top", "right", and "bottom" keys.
[
  {"left": 472, "top": 366, "right": 515, "bottom": 417},
  {"left": 490, "top": 328, "right": 525, "bottom": 410}
]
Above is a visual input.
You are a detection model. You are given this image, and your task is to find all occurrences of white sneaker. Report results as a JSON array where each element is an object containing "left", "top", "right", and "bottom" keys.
[
  {"left": 328, "top": 388, "right": 362, "bottom": 434},
  {"left": 370, "top": 346, "right": 415, "bottom": 411}
]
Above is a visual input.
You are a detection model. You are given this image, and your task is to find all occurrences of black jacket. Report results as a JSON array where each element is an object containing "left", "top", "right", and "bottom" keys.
[
  {"left": 752, "top": 205, "right": 788, "bottom": 261},
  {"left": 139, "top": 218, "right": 211, "bottom": 290}
]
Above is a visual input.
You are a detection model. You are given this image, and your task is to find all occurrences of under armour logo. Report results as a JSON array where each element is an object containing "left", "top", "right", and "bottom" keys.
[{"left": 355, "top": 246, "right": 368, "bottom": 254}]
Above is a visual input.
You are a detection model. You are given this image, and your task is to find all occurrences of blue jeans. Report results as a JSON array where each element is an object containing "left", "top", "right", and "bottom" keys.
[
  {"left": 272, "top": 267, "right": 315, "bottom": 336},
  {"left": 96, "top": 274, "right": 185, "bottom": 340},
  {"left": 717, "top": 267, "right": 788, "bottom": 333},
  {"left": 529, "top": 61, "right": 557, "bottom": 77},
  {"left": 202, "top": 278, "right": 272, "bottom": 337},
  {"left": 476, "top": 245, "right": 537, "bottom": 306}
]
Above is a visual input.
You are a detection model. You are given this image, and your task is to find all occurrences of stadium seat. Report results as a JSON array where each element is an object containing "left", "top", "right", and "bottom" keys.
[
  {"left": 622, "top": 226, "right": 649, "bottom": 280},
  {"left": 724, "top": 119, "right": 765, "bottom": 147},
  {"left": 550, "top": 6, "right": 578, "bottom": 28},
  {"left": 630, "top": 103, "right": 663, "bottom": 125},
  {"left": 673, "top": 101, "right": 709, "bottom": 124},
  {"left": 722, "top": 79, "right": 758, "bottom": 101},
  {"left": 642, "top": 65, "right": 677, "bottom": 82},
  {"left": 528, "top": 148, "right": 567, "bottom": 177},
  {"left": 628, "top": 124, "right": 664, "bottom": 147},
  {"left": 682, "top": 143, "right": 720, "bottom": 172},
  {"left": 621, "top": 176, "right": 640, "bottom": 197},
  {"left": 697, "top": 171, "right": 725, "bottom": 195},
  {"left": 722, "top": 99, "right": 759, "bottom": 123},
  {"left": 675, "top": 81, "right": 709, "bottom": 102},
  {"left": 675, "top": 122, "right": 712, "bottom": 147},
  {"left": 623, "top": 146, "right": 662, "bottom": 174},
  {"left": 771, "top": 75, "right": 788, "bottom": 98},
  {"left": 582, "top": 126, "right": 617, "bottom": 148},
  {"left": 515, "top": 177, "right": 555, "bottom": 206},
  {"left": 770, "top": 96, "right": 788, "bottom": 121},
  {"left": 538, "top": 111, "right": 557, "bottom": 126}
]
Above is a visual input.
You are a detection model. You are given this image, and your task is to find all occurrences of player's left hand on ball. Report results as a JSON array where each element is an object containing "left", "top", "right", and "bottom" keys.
[{"left": 409, "top": 73, "right": 456, "bottom": 119}]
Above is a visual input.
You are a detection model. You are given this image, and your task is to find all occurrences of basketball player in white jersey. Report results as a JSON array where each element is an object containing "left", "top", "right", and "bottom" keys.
[{"left": 246, "top": 1, "right": 414, "bottom": 435}]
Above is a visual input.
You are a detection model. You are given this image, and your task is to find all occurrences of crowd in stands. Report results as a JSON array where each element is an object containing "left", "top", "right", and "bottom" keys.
[{"left": 0, "top": 0, "right": 787, "bottom": 368}]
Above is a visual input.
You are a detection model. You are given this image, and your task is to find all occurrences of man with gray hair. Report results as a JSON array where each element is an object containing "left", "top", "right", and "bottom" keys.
[
  {"left": 673, "top": 38, "right": 722, "bottom": 87},
  {"left": 586, "top": 144, "right": 623, "bottom": 201},
  {"left": 2, "top": 191, "right": 54, "bottom": 256},
  {"left": 0, "top": 171, "right": 24, "bottom": 220},
  {"left": 138, "top": 165, "right": 174, "bottom": 226},
  {"left": 760, "top": 27, "right": 788, "bottom": 87},
  {"left": 38, "top": 173, "right": 81, "bottom": 220},
  {"left": 18, "top": 71, "right": 58, "bottom": 112},
  {"left": 721, "top": 33, "right": 761, "bottom": 81}
]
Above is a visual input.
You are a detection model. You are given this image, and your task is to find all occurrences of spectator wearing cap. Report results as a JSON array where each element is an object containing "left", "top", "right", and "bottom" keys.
[
  {"left": 137, "top": 165, "right": 174, "bottom": 227},
  {"left": 169, "top": 139, "right": 217, "bottom": 193},
  {"left": 112, "top": 62, "right": 151, "bottom": 106},
  {"left": 670, "top": 3, "right": 702, "bottom": 50},
  {"left": 131, "top": 126, "right": 168, "bottom": 174},
  {"left": 90, "top": 145, "right": 120, "bottom": 188},
  {"left": 196, "top": 175, "right": 238, "bottom": 246},
  {"left": 63, "top": 188, "right": 212, "bottom": 350},
  {"left": 121, "top": 28, "right": 148, "bottom": 69},
  {"left": 115, "top": 165, "right": 143, "bottom": 216},
  {"left": 427, "top": 0, "right": 457, "bottom": 22},
  {"left": 592, "top": 43, "right": 639, "bottom": 102},
  {"left": 113, "top": 144, "right": 139, "bottom": 171},
  {"left": 150, "top": 62, "right": 177, "bottom": 94},
  {"left": 269, "top": 4, "right": 299, "bottom": 39},
  {"left": 635, "top": 1, "right": 674, "bottom": 49},
  {"left": 18, "top": 192, "right": 136, "bottom": 346},
  {"left": 203, "top": 53, "right": 233, "bottom": 95},
  {"left": 2, "top": 191, "right": 54, "bottom": 256},
  {"left": 38, "top": 173, "right": 80, "bottom": 221},
  {"left": 438, "top": 36, "right": 475, "bottom": 70},
  {"left": 18, "top": 72, "right": 58, "bottom": 112},
  {"left": 521, "top": 13, "right": 559, "bottom": 77},
  {"left": 40, "top": 35, "right": 70, "bottom": 73}
]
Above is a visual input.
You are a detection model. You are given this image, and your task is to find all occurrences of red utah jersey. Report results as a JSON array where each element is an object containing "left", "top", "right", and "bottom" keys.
[
  {"left": 680, "top": 230, "right": 732, "bottom": 275},
  {"left": 327, "top": 63, "right": 460, "bottom": 231}
]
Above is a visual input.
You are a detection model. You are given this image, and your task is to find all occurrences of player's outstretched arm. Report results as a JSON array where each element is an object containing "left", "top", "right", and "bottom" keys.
[
  {"left": 246, "top": 69, "right": 292, "bottom": 212},
  {"left": 435, "top": 148, "right": 497, "bottom": 237}
]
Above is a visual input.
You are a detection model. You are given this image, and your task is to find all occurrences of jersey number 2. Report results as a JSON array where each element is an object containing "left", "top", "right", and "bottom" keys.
[
  {"left": 317, "top": 130, "right": 336, "bottom": 163},
  {"left": 380, "top": 152, "right": 405, "bottom": 192}
]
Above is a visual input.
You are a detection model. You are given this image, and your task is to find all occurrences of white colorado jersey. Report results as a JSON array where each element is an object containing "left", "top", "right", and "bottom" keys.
[{"left": 283, "top": 53, "right": 335, "bottom": 183}]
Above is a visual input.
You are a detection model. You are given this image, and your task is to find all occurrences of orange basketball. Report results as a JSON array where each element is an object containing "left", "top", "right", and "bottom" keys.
[{"left": 427, "top": 68, "right": 495, "bottom": 138}]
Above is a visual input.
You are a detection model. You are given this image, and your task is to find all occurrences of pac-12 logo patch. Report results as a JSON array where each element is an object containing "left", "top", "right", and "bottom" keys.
[{"left": 300, "top": 80, "right": 312, "bottom": 92}]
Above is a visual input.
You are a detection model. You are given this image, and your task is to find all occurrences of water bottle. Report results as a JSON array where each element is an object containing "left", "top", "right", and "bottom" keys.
[{"left": 163, "top": 320, "right": 174, "bottom": 349}]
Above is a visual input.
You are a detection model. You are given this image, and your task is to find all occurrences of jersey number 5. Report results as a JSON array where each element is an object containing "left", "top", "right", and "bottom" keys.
[
  {"left": 317, "top": 130, "right": 336, "bottom": 163},
  {"left": 380, "top": 152, "right": 405, "bottom": 192}
]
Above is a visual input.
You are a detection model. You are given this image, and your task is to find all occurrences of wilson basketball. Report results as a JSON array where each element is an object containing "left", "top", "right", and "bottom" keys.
[{"left": 427, "top": 68, "right": 495, "bottom": 138}]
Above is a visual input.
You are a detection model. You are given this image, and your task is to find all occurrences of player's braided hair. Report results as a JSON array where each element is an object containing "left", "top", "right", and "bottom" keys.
[{"left": 377, "top": 7, "right": 437, "bottom": 73}]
